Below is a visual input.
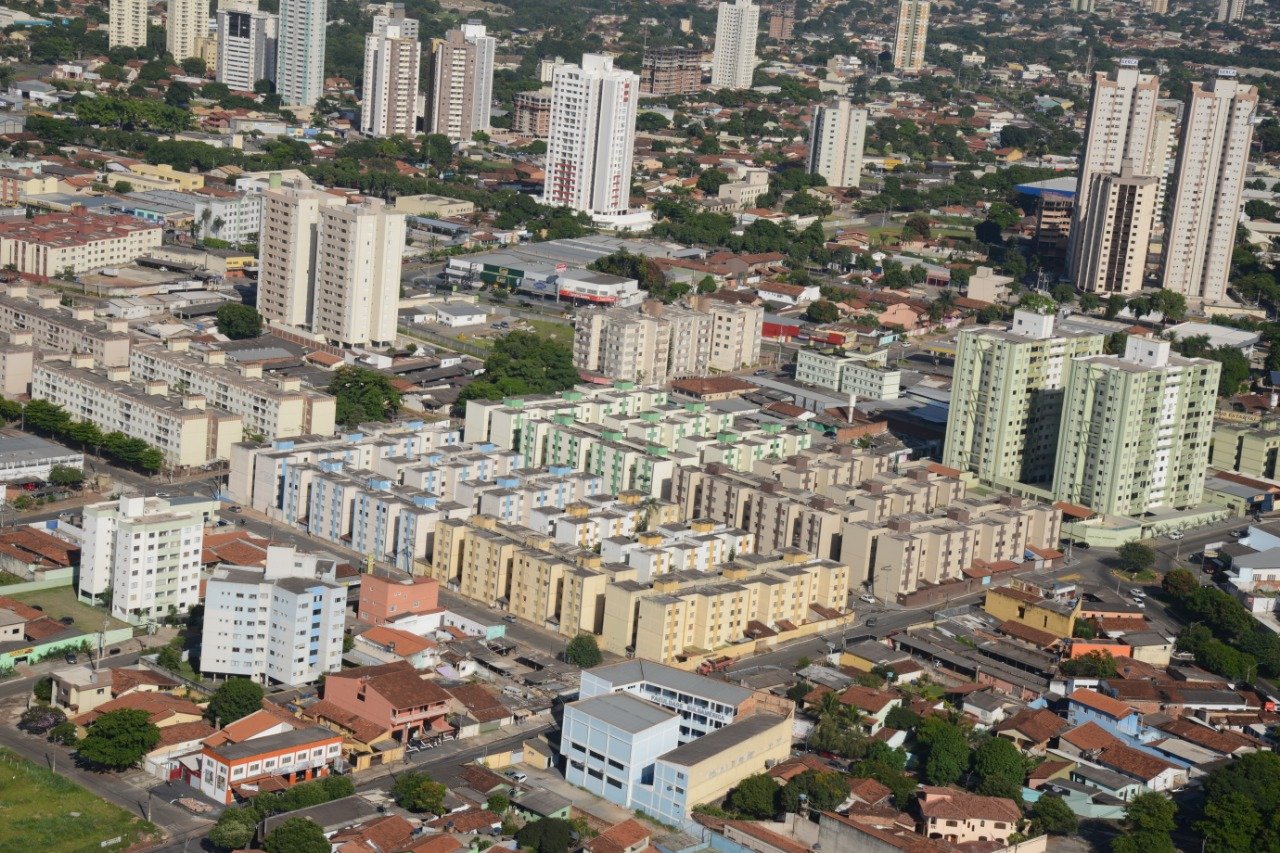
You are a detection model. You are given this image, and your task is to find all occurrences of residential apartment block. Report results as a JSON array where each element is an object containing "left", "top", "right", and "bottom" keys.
[
  {"left": 808, "top": 98, "right": 867, "bottom": 189},
  {"left": 601, "top": 552, "right": 849, "bottom": 663},
  {"left": 794, "top": 347, "right": 902, "bottom": 400},
  {"left": 0, "top": 212, "right": 162, "bottom": 278},
  {"left": 1074, "top": 162, "right": 1159, "bottom": 295},
  {"left": 1161, "top": 71, "right": 1257, "bottom": 305},
  {"left": 129, "top": 340, "right": 336, "bottom": 441},
  {"left": 257, "top": 184, "right": 346, "bottom": 329},
  {"left": 711, "top": 0, "right": 759, "bottom": 89},
  {"left": 426, "top": 23, "right": 495, "bottom": 143},
  {"left": 893, "top": 0, "right": 929, "bottom": 72},
  {"left": 545, "top": 54, "right": 639, "bottom": 219},
  {"left": 640, "top": 47, "right": 703, "bottom": 96},
  {"left": 32, "top": 357, "right": 242, "bottom": 468},
  {"left": 109, "top": 0, "right": 147, "bottom": 48},
  {"left": 217, "top": 3, "right": 278, "bottom": 92},
  {"left": 311, "top": 198, "right": 405, "bottom": 346},
  {"left": 574, "top": 298, "right": 763, "bottom": 384},
  {"left": 943, "top": 310, "right": 1105, "bottom": 489},
  {"left": 361, "top": 5, "right": 421, "bottom": 138},
  {"left": 79, "top": 495, "right": 212, "bottom": 623},
  {"left": 167, "top": 0, "right": 209, "bottom": 61},
  {"left": 1053, "top": 337, "right": 1219, "bottom": 517},
  {"left": 512, "top": 90, "right": 553, "bottom": 138},
  {"left": 464, "top": 383, "right": 812, "bottom": 497},
  {"left": 0, "top": 285, "right": 131, "bottom": 366},
  {"left": 1068, "top": 60, "right": 1160, "bottom": 278},
  {"left": 841, "top": 491, "right": 1063, "bottom": 602},
  {"left": 201, "top": 545, "right": 346, "bottom": 685},
  {"left": 276, "top": 0, "right": 327, "bottom": 106}
]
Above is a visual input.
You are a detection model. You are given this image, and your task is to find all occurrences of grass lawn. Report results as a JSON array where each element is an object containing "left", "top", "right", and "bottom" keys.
[
  {"left": 0, "top": 748, "right": 156, "bottom": 852},
  {"left": 527, "top": 318, "right": 574, "bottom": 346},
  {"left": 11, "top": 587, "right": 130, "bottom": 634}
]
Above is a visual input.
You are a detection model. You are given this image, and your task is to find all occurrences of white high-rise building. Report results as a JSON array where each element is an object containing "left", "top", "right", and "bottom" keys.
[
  {"left": 276, "top": 0, "right": 327, "bottom": 107},
  {"left": 545, "top": 54, "right": 640, "bottom": 221},
  {"left": 80, "top": 495, "right": 212, "bottom": 624},
  {"left": 711, "top": 0, "right": 759, "bottom": 90},
  {"left": 109, "top": 0, "right": 147, "bottom": 48},
  {"left": 427, "top": 22, "right": 495, "bottom": 143},
  {"left": 1161, "top": 71, "right": 1258, "bottom": 305},
  {"left": 201, "top": 545, "right": 346, "bottom": 686},
  {"left": 808, "top": 98, "right": 868, "bottom": 188},
  {"left": 1217, "top": 0, "right": 1246, "bottom": 22},
  {"left": 1068, "top": 59, "right": 1160, "bottom": 276},
  {"left": 1074, "top": 161, "right": 1159, "bottom": 295},
  {"left": 361, "top": 5, "right": 421, "bottom": 138},
  {"left": 312, "top": 199, "right": 406, "bottom": 347},
  {"left": 893, "top": 0, "right": 930, "bottom": 73},
  {"left": 257, "top": 184, "right": 345, "bottom": 329},
  {"left": 217, "top": 2, "right": 278, "bottom": 92},
  {"left": 167, "top": 0, "right": 209, "bottom": 62}
]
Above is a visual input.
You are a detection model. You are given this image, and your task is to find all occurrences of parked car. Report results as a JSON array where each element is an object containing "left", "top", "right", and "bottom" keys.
[
  {"left": 507, "top": 771, "right": 528, "bottom": 784},
  {"left": 1132, "top": 598, "right": 1146, "bottom": 609},
  {"left": 859, "top": 594, "right": 877, "bottom": 605},
  {"left": 64, "top": 652, "right": 77, "bottom": 664},
  {"left": 1169, "top": 530, "right": 1185, "bottom": 540},
  {"left": 865, "top": 616, "right": 878, "bottom": 627},
  {"left": 1129, "top": 588, "right": 1146, "bottom": 599},
  {"left": 502, "top": 615, "right": 517, "bottom": 623}
]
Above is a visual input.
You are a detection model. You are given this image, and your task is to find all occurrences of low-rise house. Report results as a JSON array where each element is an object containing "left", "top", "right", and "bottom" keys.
[
  {"left": 72, "top": 692, "right": 205, "bottom": 733},
  {"left": 194, "top": 725, "right": 345, "bottom": 804},
  {"left": 322, "top": 660, "right": 452, "bottom": 744},
  {"left": 836, "top": 685, "right": 901, "bottom": 734},
  {"left": 994, "top": 707, "right": 1068, "bottom": 753},
  {"left": 916, "top": 786, "right": 1021, "bottom": 845},
  {"left": 50, "top": 664, "right": 178, "bottom": 716},
  {"left": 1067, "top": 688, "right": 1141, "bottom": 738}
]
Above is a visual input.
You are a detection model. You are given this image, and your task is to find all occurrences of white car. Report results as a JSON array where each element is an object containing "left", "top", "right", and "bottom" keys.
[
  {"left": 1169, "top": 530, "right": 1185, "bottom": 540},
  {"left": 1132, "top": 598, "right": 1146, "bottom": 609},
  {"left": 1129, "top": 588, "right": 1146, "bottom": 599},
  {"left": 859, "top": 594, "right": 877, "bottom": 605}
]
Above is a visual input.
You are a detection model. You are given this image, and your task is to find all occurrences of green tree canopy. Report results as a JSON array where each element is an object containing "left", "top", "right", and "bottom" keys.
[
  {"left": 392, "top": 771, "right": 448, "bottom": 814},
  {"left": 458, "top": 331, "right": 579, "bottom": 403},
  {"left": 727, "top": 773, "right": 780, "bottom": 818},
  {"left": 329, "top": 366, "right": 402, "bottom": 426},
  {"left": 565, "top": 634, "right": 602, "bottom": 668},
  {"left": 515, "top": 817, "right": 575, "bottom": 853},
  {"left": 971, "top": 737, "right": 1026, "bottom": 800},
  {"left": 917, "top": 716, "right": 970, "bottom": 786},
  {"left": 215, "top": 303, "right": 263, "bottom": 339},
  {"left": 77, "top": 708, "right": 160, "bottom": 770},
  {"left": 804, "top": 299, "right": 841, "bottom": 323},
  {"left": 1112, "top": 792, "right": 1176, "bottom": 853},
  {"left": 1162, "top": 567, "right": 1197, "bottom": 598},
  {"left": 48, "top": 465, "right": 84, "bottom": 487},
  {"left": 207, "top": 678, "right": 264, "bottom": 725},
  {"left": 264, "top": 817, "right": 330, "bottom": 853},
  {"left": 778, "top": 770, "right": 848, "bottom": 813},
  {"left": 1118, "top": 541, "right": 1157, "bottom": 575},
  {"left": 1030, "top": 793, "right": 1077, "bottom": 836}
]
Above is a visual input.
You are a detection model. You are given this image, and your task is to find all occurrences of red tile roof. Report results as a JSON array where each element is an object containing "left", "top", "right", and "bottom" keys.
[
  {"left": 917, "top": 787, "right": 1021, "bottom": 824},
  {"left": 995, "top": 708, "right": 1068, "bottom": 746},
  {"left": 1069, "top": 688, "right": 1136, "bottom": 720}
]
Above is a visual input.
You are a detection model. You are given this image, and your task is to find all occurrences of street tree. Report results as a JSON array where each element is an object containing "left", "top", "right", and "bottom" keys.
[
  {"left": 207, "top": 678, "right": 264, "bottom": 725},
  {"left": 76, "top": 709, "right": 160, "bottom": 770}
]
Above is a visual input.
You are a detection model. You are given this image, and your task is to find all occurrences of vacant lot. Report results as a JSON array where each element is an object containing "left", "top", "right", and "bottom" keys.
[
  {"left": 0, "top": 748, "right": 155, "bottom": 852},
  {"left": 11, "top": 586, "right": 130, "bottom": 634}
]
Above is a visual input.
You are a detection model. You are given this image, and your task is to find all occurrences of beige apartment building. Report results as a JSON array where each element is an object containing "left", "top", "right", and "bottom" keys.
[
  {"left": 109, "top": 0, "right": 147, "bottom": 48},
  {"left": 1074, "top": 162, "right": 1158, "bottom": 295},
  {"left": 512, "top": 90, "right": 553, "bottom": 137},
  {"left": 129, "top": 340, "right": 336, "bottom": 440},
  {"left": 32, "top": 357, "right": 243, "bottom": 468},
  {"left": 0, "top": 286, "right": 131, "bottom": 367},
  {"left": 167, "top": 0, "right": 209, "bottom": 61},
  {"left": 601, "top": 551, "right": 849, "bottom": 663},
  {"left": 257, "top": 185, "right": 346, "bottom": 328},
  {"left": 312, "top": 199, "right": 405, "bottom": 346},
  {"left": 1212, "top": 421, "right": 1280, "bottom": 480},
  {"left": 0, "top": 213, "right": 162, "bottom": 278},
  {"left": 841, "top": 493, "right": 1062, "bottom": 601},
  {"left": 0, "top": 331, "right": 33, "bottom": 399}
]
